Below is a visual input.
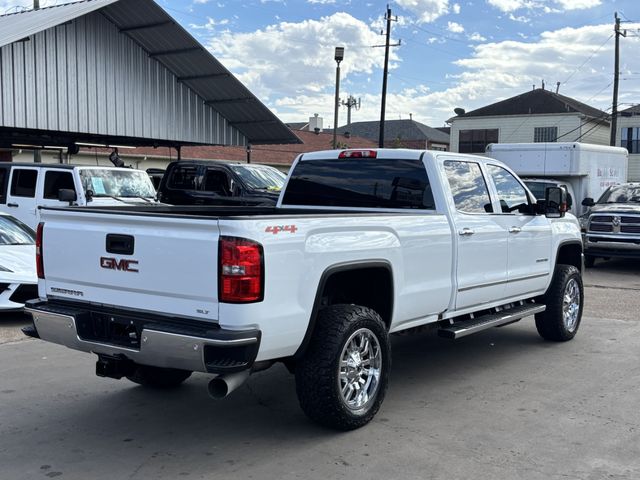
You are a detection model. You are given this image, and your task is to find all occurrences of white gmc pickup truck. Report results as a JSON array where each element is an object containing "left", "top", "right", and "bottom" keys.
[{"left": 25, "top": 149, "right": 584, "bottom": 430}]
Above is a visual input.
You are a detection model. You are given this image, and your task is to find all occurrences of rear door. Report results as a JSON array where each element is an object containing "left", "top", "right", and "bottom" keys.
[
  {"left": 443, "top": 160, "right": 509, "bottom": 310},
  {"left": 6, "top": 167, "right": 39, "bottom": 229},
  {"left": 40, "top": 209, "right": 221, "bottom": 321},
  {"left": 161, "top": 164, "right": 202, "bottom": 205}
]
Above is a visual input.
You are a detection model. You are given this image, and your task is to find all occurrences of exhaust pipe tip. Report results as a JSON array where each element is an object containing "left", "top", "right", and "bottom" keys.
[
  {"left": 207, "top": 371, "right": 250, "bottom": 399},
  {"left": 207, "top": 378, "right": 230, "bottom": 399}
]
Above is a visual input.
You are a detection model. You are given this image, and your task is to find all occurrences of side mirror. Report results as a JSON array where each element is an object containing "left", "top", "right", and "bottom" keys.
[
  {"left": 58, "top": 189, "right": 77, "bottom": 204},
  {"left": 581, "top": 197, "right": 595, "bottom": 207},
  {"left": 545, "top": 186, "right": 568, "bottom": 218}
]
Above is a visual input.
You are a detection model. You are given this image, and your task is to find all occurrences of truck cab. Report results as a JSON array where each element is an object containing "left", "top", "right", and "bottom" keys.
[
  {"left": 0, "top": 163, "right": 158, "bottom": 230},
  {"left": 157, "top": 160, "right": 286, "bottom": 206}
]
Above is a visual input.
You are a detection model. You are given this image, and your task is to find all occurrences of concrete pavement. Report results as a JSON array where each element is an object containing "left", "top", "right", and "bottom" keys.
[{"left": 0, "top": 262, "right": 639, "bottom": 480}]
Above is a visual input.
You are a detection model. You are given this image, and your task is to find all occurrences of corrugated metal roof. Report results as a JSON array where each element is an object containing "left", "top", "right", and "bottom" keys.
[
  {"left": 0, "top": 0, "right": 119, "bottom": 48},
  {"left": 0, "top": 0, "right": 299, "bottom": 145}
]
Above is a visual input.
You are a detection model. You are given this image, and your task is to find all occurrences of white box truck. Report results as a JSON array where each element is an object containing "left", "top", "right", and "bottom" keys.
[{"left": 485, "top": 142, "right": 628, "bottom": 216}]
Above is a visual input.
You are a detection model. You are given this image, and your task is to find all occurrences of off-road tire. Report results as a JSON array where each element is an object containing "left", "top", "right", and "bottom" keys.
[
  {"left": 584, "top": 255, "right": 596, "bottom": 268},
  {"left": 295, "top": 304, "right": 390, "bottom": 430},
  {"left": 126, "top": 365, "right": 192, "bottom": 389},
  {"left": 535, "top": 264, "right": 583, "bottom": 341}
]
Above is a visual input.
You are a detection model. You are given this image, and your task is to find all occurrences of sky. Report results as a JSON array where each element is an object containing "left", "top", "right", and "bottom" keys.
[{"left": 1, "top": 0, "right": 640, "bottom": 129}]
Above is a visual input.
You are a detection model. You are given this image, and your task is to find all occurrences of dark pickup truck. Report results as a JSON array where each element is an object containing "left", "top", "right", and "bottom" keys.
[
  {"left": 582, "top": 182, "right": 640, "bottom": 267},
  {"left": 157, "top": 160, "right": 286, "bottom": 206}
]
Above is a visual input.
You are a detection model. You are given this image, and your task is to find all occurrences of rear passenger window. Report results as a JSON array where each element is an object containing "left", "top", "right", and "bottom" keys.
[
  {"left": 282, "top": 158, "right": 435, "bottom": 209},
  {"left": 10, "top": 169, "right": 38, "bottom": 198},
  {"left": 443, "top": 161, "right": 493, "bottom": 213},
  {"left": 168, "top": 166, "right": 200, "bottom": 190},
  {"left": 44, "top": 171, "right": 75, "bottom": 199}
]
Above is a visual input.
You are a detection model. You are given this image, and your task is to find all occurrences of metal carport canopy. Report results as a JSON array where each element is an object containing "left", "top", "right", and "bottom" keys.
[{"left": 0, "top": 0, "right": 299, "bottom": 146}]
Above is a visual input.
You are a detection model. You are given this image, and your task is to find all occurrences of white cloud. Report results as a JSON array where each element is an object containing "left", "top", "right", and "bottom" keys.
[
  {"left": 487, "top": 0, "right": 601, "bottom": 13},
  {"left": 189, "top": 17, "right": 230, "bottom": 30},
  {"left": 447, "top": 21, "right": 464, "bottom": 33},
  {"left": 307, "top": 0, "right": 336, "bottom": 3},
  {"left": 452, "top": 3, "right": 461, "bottom": 13},
  {"left": 206, "top": 12, "right": 393, "bottom": 101},
  {"left": 486, "top": 0, "right": 535, "bottom": 12},
  {"left": 555, "top": 0, "right": 601, "bottom": 9},
  {"left": 468, "top": 32, "right": 487, "bottom": 42},
  {"left": 509, "top": 13, "right": 530, "bottom": 22},
  {"left": 267, "top": 23, "right": 640, "bottom": 128},
  {"left": 394, "top": 0, "right": 450, "bottom": 23}
]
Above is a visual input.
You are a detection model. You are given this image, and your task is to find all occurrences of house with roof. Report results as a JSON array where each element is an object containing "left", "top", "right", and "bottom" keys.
[
  {"left": 334, "top": 119, "right": 450, "bottom": 151},
  {"left": 616, "top": 105, "right": 640, "bottom": 180},
  {"left": 448, "top": 88, "right": 610, "bottom": 154}
]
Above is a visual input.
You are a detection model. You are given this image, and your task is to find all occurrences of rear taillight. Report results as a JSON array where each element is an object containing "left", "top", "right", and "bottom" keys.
[
  {"left": 219, "top": 236, "right": 264, "bottom": 303},
  {"left": 36, "top": 222, "right": 44, "bottom": 279}
]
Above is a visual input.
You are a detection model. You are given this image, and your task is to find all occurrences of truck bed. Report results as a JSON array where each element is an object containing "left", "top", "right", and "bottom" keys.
[{"left": 47, "top": 204, "right": 421, "bottom": 218}]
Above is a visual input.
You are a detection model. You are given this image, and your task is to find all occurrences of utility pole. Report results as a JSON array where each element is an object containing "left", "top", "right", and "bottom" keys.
[
  {"left": 33, "top": 0, "right": 41, "bottom": 163},
  {"left": 377, "top": 6, "right": 400, "bottom": 148},
  {"left": 610, "top": 12, "right": 626, "bottom": 147},
  {"left": 332, "top": 47, "right": 345, "bottom": 149}
]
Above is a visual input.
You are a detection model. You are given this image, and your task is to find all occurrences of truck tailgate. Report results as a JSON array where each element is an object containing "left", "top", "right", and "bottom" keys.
[{"left": 39, "top": 209, "right": 220, "bottom": 322}]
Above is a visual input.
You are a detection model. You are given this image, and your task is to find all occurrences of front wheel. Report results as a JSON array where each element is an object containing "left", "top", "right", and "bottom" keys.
[
  {"left": 535, "top": 264, "right": 583, "bottom": 341},
  {"left": 295, "top": 305, "right": 390, "bottom": 430}
]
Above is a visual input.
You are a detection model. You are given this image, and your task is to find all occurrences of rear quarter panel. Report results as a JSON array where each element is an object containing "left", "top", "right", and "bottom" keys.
[{"left": 219, "top": 213, "right": 453, "bottom": 361}]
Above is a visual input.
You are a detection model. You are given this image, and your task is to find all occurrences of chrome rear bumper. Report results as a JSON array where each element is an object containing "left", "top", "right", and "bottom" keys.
[{"left": 26, "top": 301, "right": 260, "bottom": 374}]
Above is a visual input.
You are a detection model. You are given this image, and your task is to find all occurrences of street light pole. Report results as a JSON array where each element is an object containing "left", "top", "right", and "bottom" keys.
[{"left": 332, "top": 47, "right": 344, "bottom": 150}]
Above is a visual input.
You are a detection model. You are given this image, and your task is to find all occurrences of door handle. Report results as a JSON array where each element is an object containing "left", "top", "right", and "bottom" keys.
[
  {"left": 458, "top": 228, "right": 475, "bottom": 236},
  {"left": 7, "top": 203, "right": 18, "bottom": 208},
  {"left": 509, "top": 227, "right": 522, "bottom": 234}
]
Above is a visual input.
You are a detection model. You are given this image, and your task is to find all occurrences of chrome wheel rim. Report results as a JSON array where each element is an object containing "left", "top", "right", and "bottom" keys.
[
  {"left": 563, "top": 278, "right": 581, "bottom": 332},
  {"left": 338, "top": 328, "right": 382, "bottom": 411}
]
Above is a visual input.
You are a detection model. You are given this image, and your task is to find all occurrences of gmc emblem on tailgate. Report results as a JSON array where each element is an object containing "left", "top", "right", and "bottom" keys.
[{"left": 100, "top": 257, "right": 139, "bottom": 273}]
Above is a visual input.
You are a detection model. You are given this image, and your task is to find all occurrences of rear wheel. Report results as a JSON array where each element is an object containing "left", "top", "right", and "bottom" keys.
[
  {"left": 535, "top": 264, "right": 583, "bottom": 341},
  {"left": 295, "top": 304, "right": 390, "bottom": 430},
  {"left": 126, "top": 365, "right": 192, "bottom": 389}
]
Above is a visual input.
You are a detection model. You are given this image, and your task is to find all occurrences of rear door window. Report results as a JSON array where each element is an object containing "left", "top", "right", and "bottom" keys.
[
  {"left": 282, "top": 158, "right": 435, "bottom": 209},
  {"left": 443, "top": 161, "right": 493, "bottom": 213},
  {"left": 43, "top": 171, "right": 75, "bottom": 200},
  {"left": 10, "top": 169, "right": 38, "bottom": 198},
  {"left": 167, "top": 165, "right": 200, "bottom": 190}
]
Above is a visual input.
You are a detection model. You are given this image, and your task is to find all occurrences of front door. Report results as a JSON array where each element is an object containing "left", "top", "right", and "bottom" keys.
[
  {"left": 485, "top": 163, "right": 552, "bottom": 298},
  {"left": 443, "top": 160, "right": 509, "bottom": 311}
]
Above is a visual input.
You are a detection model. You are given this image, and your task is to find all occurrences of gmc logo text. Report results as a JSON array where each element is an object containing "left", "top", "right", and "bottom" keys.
[{"left": 100, "top": 257, "right": 139, "bottom": 273}]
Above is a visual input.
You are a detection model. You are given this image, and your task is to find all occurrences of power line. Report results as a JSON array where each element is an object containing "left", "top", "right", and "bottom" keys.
[{"left": 561, "top": 34, "right": 613, "bottom": 86}]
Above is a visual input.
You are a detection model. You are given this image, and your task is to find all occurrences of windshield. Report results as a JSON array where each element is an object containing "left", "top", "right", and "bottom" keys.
[
  {"left": 230, "top": 165, "right": 286, "bottom": 192},
  {"left": 598, "top": 185, "right": 640, "bottom": 204},
  {"left": 79, "top": 169, "right": 156, "bottom": 198},
  {"left": 0, "top": 215, "right": 34, "bottom": 245}
]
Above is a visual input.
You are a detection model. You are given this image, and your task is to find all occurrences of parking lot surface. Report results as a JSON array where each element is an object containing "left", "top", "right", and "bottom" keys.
[{"left": 1, "top": 259, "right": 639, "bottom": 480}]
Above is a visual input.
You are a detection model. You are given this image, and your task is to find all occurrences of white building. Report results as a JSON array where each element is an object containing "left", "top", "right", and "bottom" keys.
[
  {"left": 448, "top": 88, "right": 610, "bottom": 154},
  {"left": 616, "top": 105, "right": 640, "bottom": 181}
]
